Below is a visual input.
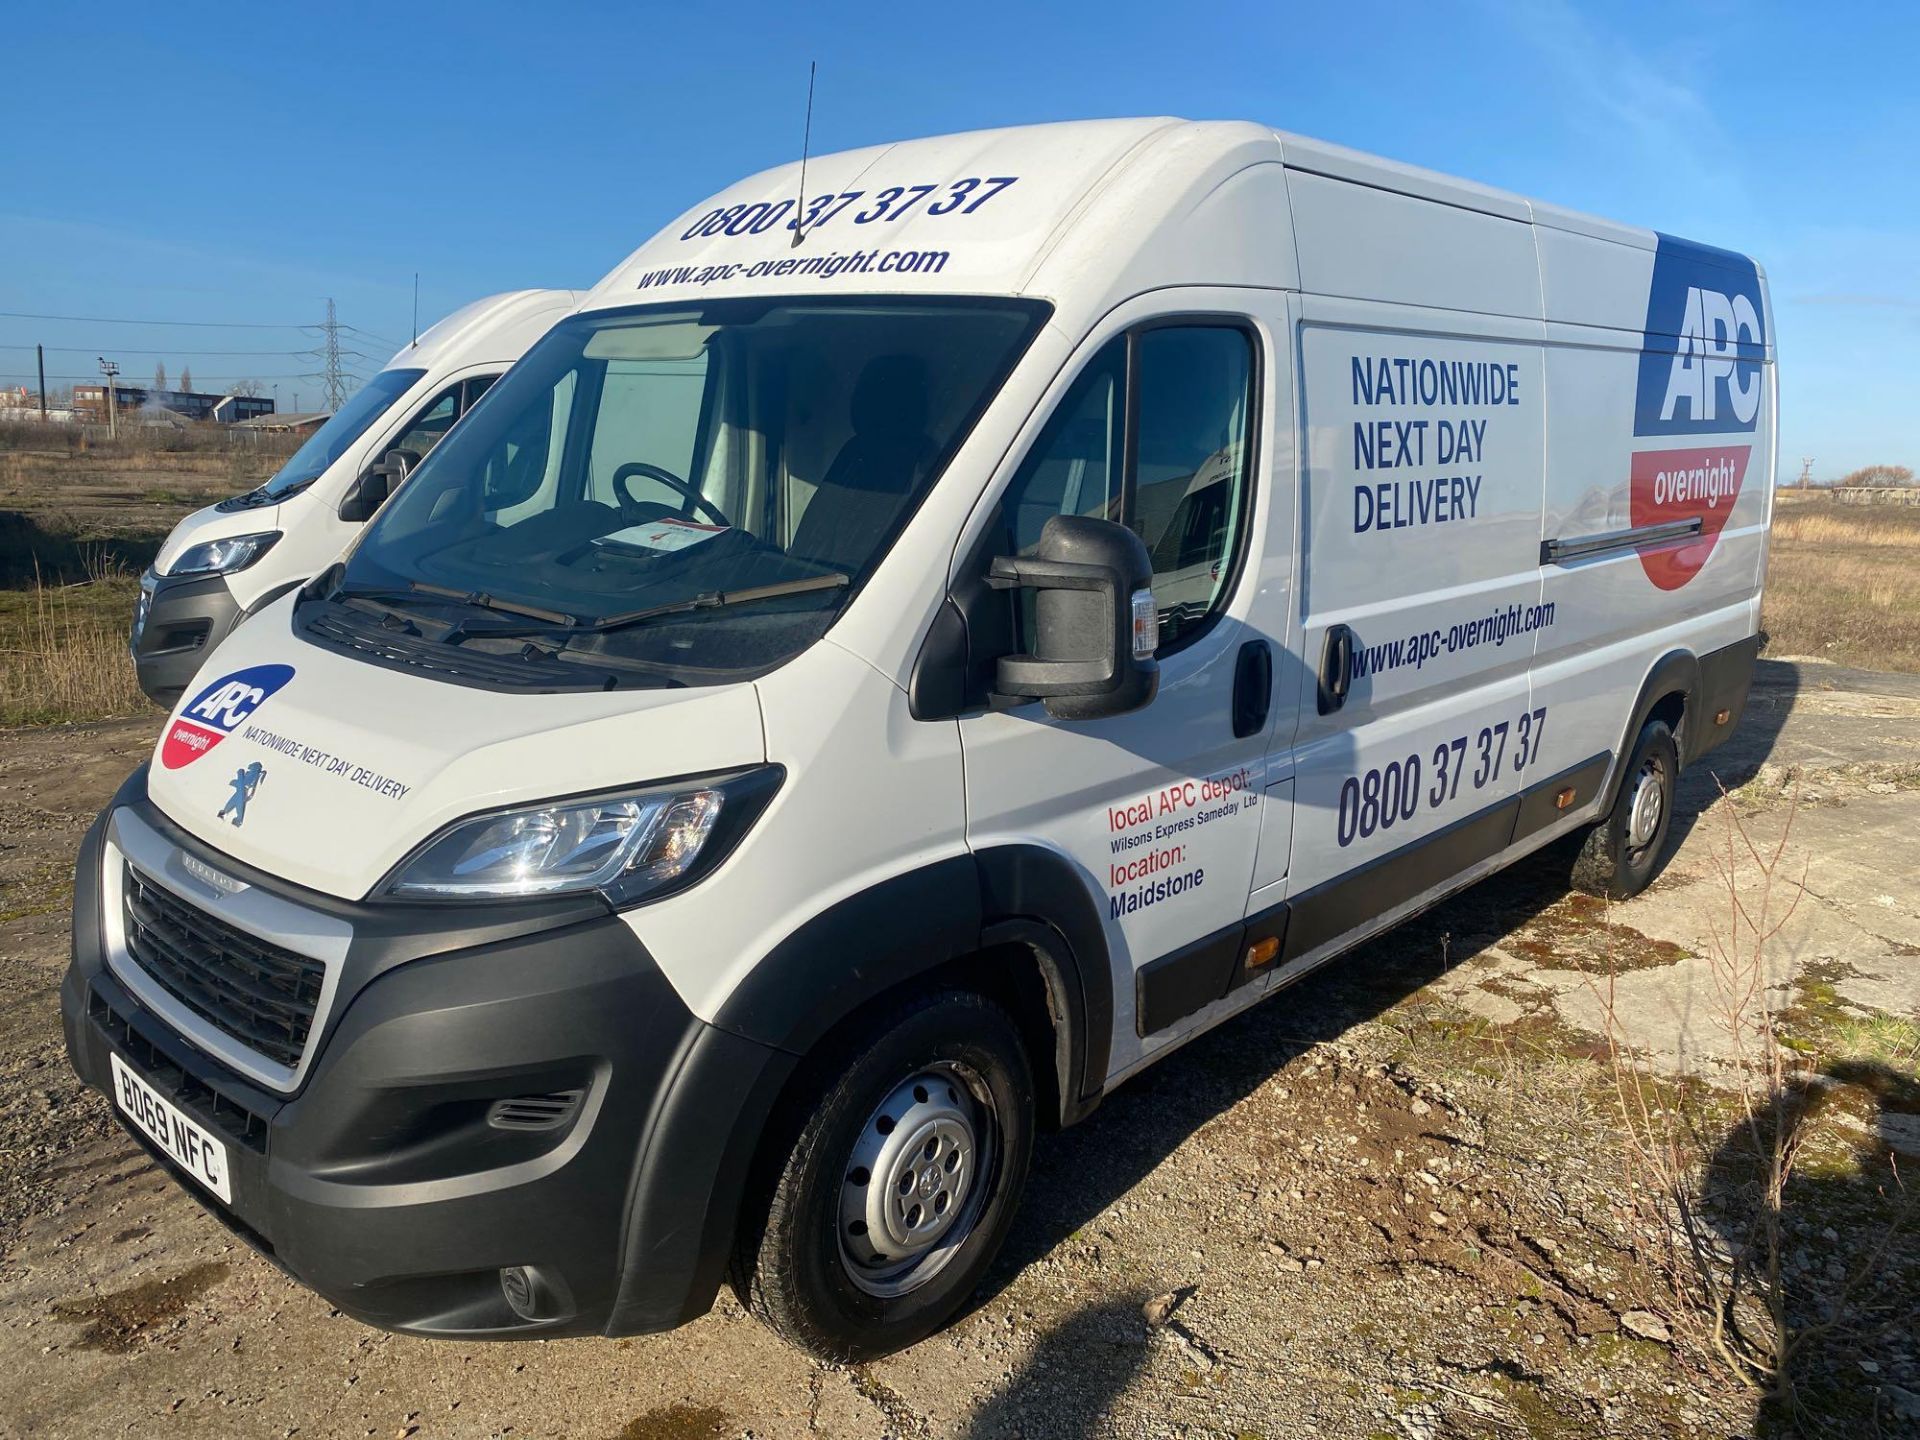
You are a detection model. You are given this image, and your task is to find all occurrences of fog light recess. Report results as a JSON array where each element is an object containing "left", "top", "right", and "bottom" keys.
[{"left": 500, "top": 1265, "right": 566, "bottom": 1323}]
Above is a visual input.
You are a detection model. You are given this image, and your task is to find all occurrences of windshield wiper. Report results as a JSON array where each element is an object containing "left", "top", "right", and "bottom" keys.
[
  {"left": 402, "top": 580, "right": 579, "bottom": 625},
  {"left": 442, "top": 571, "right": 848, "bottom": 675},
  {"left": 335, "top": 571, "right": 847, "bottom": 650},
  {"left": 334, "top": 579, "right": 578, "bottom": 627},
  {"left": 577, "top": 570, "right": 850, "bottom": 633}
]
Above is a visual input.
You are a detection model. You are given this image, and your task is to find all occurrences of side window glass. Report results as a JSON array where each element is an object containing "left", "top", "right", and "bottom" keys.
[
  {"left": 1133, "top": 327, "right": 1253, "bottom": 644},
  {"left": 386, "top": 383, "right": 462, "bottom": 461},
  {"left": 486, "top": 370, "right": 575, "bottom": 524},
  {"left": 587, "top": 355, "right": 710, "bottom": 509},
  {"left": 462, "top": 374, "right": 498, "bottom": 410},
  {"left": 995, "top": 324, "right": 1254, "bottom": 652},
  {"left": 998, "top": 337, "right": 1125, "bottom": 557}
]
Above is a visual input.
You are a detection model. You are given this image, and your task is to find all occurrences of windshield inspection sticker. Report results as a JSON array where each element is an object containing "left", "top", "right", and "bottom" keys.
[
  {"left": 595, "top": 517, "right": 729, "bottom": 554},
  {"left": 160, "top": 664, "right": 295, "bottom": 770}
]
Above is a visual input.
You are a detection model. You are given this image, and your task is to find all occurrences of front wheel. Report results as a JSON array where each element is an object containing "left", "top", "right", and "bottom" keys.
[
  {"left": 732, "top": 989, "right": 1035, "bottom": 1362},
  {"left": 1571, "top": 717, "right": 1679, "bottom": 899}
]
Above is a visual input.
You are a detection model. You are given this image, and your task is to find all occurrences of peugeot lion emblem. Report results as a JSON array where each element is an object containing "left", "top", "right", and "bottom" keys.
[{"left": 218, "top": 762, "right": 266, "bottom": 826}]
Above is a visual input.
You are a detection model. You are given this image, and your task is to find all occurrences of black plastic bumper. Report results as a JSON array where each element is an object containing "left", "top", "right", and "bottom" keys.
[
  {"left": 131, "top": 569, "right": 243, "bottom": 706},
  {"left": 62, "top": 772, "right": 793, "bottom": 1339}
]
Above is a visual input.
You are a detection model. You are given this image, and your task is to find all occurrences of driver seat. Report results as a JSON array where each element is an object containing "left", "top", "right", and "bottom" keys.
[{"left": 790, "top": 355, "right": 934, "bottom": 573}]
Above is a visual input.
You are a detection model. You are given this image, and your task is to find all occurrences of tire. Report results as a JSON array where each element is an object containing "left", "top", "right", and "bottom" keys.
[
  {"left": 1571, "top": 717, "right": 1679, "bottom": 899},
  {"left": 731, "top": 989, "right": 1035, "bottom": 1362}
]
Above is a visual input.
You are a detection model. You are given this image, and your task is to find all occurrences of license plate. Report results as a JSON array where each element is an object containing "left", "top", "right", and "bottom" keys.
[{"left": 110, "top": 1052, "right": 232, "bottom": 1203}]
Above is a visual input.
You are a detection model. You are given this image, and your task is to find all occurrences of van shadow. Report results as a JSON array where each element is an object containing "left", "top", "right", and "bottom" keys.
[
  {"left": 974, "top": 660, "right": 1804, "bottom": 1308},
  {"left": 1666, "top": 655, "right": 1798, "bottom": 853},
  {"left": 1698, "top": 1059, "right": 1920, "bottom": 1432},
  {"left": 955, "top": 1292, "right": 1155, "bottom": 1440},
  {"left": 981, "top": 836, "right": 1576, "bottom": 1295}
]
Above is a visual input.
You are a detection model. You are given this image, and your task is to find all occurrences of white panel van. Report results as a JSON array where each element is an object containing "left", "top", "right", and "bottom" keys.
[
  {"left": 65, "top": 120, "right": 1773, "bottom": 1360},
  {"left": 130, "top": 289, "right": 579, "bottom": 703}
]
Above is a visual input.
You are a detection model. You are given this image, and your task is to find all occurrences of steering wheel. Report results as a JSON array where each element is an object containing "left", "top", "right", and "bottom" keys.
[{"left": 611, "top": 462, "right": 731, "bottom": 528}]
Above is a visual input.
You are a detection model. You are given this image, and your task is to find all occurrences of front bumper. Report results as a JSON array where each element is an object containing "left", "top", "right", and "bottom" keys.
[
  {"left": 62, "top": 771, "right": 793, "bottom": 1339},
  {"left": 131, "top": 568, "right": 244, "bottom": 706}
]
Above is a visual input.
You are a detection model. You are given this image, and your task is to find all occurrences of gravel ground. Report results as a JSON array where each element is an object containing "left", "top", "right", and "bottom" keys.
[{"left": 1, "top": 659, "right": 1914, "bottom": 1439}]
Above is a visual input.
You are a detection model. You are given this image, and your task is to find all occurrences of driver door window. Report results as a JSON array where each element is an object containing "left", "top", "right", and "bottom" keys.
[
  {"left": 484, "top": 371, "right": 575, "bottom": 526},
  {"left": 998, "top": 322, "right": 1255, "bottom": 651},
  {"left": 386, "top": 384, "right": 461, "bottom": 460},
  {"left": 384, "top": 373, "right": 502, "bottom": 470}
]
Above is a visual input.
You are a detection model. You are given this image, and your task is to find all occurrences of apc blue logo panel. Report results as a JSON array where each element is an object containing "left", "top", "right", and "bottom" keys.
[{"left": 1632, "top": 234, "right": 1765, "bottom": 437}]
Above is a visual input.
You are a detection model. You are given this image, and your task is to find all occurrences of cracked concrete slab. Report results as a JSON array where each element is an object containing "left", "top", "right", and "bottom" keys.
[
  {"left": 1424, "top": 661, "right": 1920, "bottom": 1079},
  {"left": 1537, "top": 957, "right": 1783, "bottom": 1071},
  {"left": 1833, "top": 965, "right": 1920, "bottom": 1017},
  {"left": 1451, "top": 987, "right": 1533, "bottom": 1026}
]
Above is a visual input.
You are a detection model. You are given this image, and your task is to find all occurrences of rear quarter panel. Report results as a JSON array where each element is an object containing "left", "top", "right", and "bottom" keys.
[{"left": 1531, "top": 227, "right": 1773, "bottom": 790}]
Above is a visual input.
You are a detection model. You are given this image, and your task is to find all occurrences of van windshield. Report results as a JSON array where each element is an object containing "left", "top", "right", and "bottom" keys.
[
  {"left": 259, "top": 368, "right": 425, "bottom": 499},
  {"left": 326, "top": 298, "right": 1046, "bottom": 686}
]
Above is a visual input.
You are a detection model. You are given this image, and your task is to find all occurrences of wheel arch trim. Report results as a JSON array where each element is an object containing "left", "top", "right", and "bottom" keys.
[
  {"left": 609, "top": 846, "right": 1114, "bottom": 1331},
  {"left": 1600, "top": 647, "right": 1699, "bottom": 811}
]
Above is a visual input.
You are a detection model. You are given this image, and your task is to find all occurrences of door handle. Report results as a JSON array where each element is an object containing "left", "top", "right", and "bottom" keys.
[
  {"left": 1317, "top": 624, "right": 1355, "bottom": 715},
  {"left": 1232, "top": 639, "right": 1271, "bottom": 738}
]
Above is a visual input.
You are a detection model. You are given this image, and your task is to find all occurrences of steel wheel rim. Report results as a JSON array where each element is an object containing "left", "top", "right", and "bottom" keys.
[
  {"left": 1626, "top": 753, "right": 1668, "bottom": 858},
  {"left": 837, "top": 1060, "right": 998, "bottom": 1299}
]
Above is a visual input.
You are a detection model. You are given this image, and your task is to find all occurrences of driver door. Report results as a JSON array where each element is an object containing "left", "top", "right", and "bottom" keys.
[{"left": 959, "top": 292, "right": 1297, "bottom": 1083}]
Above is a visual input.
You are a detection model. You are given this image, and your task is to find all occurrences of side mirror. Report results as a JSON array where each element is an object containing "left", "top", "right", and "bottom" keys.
[
  {"left": 339, "top": 450, "right": 418, "bottom": 523},
  {"left": 987, "top": 514, "right": 1159, "bottom": 720}
]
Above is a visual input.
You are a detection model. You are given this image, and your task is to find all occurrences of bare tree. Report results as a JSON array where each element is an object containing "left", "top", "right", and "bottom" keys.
[
  {"left": 1836, "top": 463, "right": 1914, "bottom": 487},
  {"left": 228, "top": 378, "right": 263, "bottom": 398},
  {"left": 179, "top": 365, "right": 194, "bottom": 394},
  {"left": 153, "top": 361, "right": 168, "bottom": 393}
]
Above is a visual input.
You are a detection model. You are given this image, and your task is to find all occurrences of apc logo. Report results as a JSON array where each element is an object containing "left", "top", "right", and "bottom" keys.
[
  {"left": 1628, "top": 235, "right": 1765, "bottom": 590},
  {"left": 1633, "top": 234, "right": 1766, "bottom": 438},
  {"left": 159, "top": 663, "right": 295, "bottom": 770}
]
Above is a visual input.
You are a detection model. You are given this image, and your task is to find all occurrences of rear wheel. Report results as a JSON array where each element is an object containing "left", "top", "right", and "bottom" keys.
[
  {"left": 732, "top": 989, "right": 1034, "bottom": 1362},
  {"left": 1571, "top": 717, "right": 1678, "bottom": 899}
]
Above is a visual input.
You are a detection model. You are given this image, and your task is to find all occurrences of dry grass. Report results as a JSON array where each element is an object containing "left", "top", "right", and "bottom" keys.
[
  {"left": 1771, "top": 504, "right": 1920, "bottom": 549},
  {"left": 0, "top": 418, "right": 295, "bottom": 460},
  {"left": 1763, "top": 498, "right": 1920, "bottom": 672},
  {"left": 0, "top": 426, "right": 288, "bottom": 727},
  {"left": 0, "top": 561, "right": 149, "bottom": 727}
]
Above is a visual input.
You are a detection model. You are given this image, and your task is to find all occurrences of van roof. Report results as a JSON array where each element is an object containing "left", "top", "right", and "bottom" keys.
[
  {"left": 378, "top": 288, "right": 580, "bottom": 374},
  {"left": 582, "top": 119, "right": 1757, "bottom": 328}
]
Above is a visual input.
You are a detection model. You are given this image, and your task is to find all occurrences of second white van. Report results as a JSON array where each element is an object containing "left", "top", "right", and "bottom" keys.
[
  {"left": 130, "top": 289, "right": 578, "bottom": 702},
  {"left": 67, "top": 119, "right": 1772, "bottom": 1361}
]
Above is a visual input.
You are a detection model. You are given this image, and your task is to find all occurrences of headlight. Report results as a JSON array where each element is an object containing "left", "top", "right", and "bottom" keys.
[
  {"left": 380, "top": 768, "right": 781, "bottom": 903},
  {"left": 167, "top": 531, "right": 280, "bottom": 578}
]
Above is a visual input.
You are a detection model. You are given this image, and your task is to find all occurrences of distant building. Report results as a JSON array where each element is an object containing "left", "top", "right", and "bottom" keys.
[
  {"left": 211, "top": 395, "right": 275, "bottom": 424},
  {"left": 70, "top": 383, "right": 275, "bottom": 425},
  {"left": 231, "top": 411, "right": 330, "bottom": 435},
  {"left": 0, "top": 387, "right": 74, "bottom": 422}
]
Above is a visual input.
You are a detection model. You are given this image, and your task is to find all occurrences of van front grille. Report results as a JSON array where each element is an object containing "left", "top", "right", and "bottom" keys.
[{"left": 122, "top": 865, "right": 325, "bottom": 1071}]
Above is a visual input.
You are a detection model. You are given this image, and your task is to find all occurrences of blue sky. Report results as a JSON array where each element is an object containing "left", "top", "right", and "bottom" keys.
[{"left": 1, "top": 0, "right": 1912, "bottom": 481}]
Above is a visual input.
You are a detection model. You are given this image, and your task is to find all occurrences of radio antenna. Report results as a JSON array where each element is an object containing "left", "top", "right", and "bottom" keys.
[
  {"left": 791, "top": 61, "right": 817, "bottom": 249},
  {"left": 411, "top": 272, "right": 420, "bottom": 347}
]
